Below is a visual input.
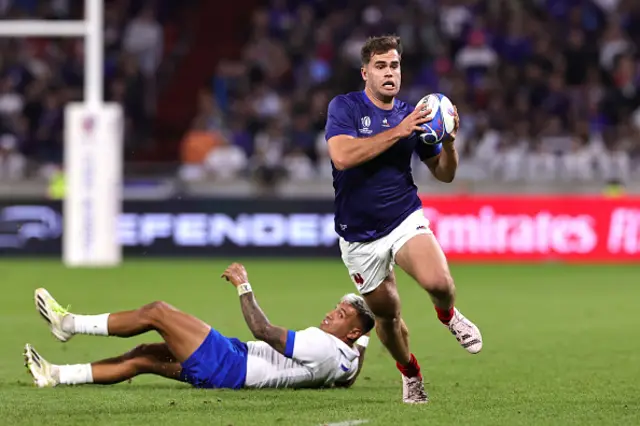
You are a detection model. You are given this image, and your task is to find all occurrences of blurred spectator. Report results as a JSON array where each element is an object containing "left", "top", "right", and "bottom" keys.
[
  {"left": 499, "top": 122, "right": 531, "bottom": 182},
  {"left": 527, "top": 139, "right": 557, "bottom": 182},
  {"left": 596, "top": 127, "right": 632, "bottom": 182},
  {"left": 179, "top": 116, "right": 227, "bottom": 181},
  {"left": 33, "top": 89, "right": 64, "bottom": 175},
  {"left": 0, "top": 132, "right": 25, "bottom": 180},
  {"left": 2, "top": 0, "right": 640, "bottom": 186},
  {"left": 254, "top": 122, "right": 286, "bottom": 171},
  {"left": 203, "top": 0, "right": 640, "bottom": 185},
  {"left": 0, "top": 0, "right": 185, "bottom": 179},
  {"left": 195, "top": 88, "right": 225, "bottom": 132},
  {"left": 561, "top": 135, "right": 595, "bottom": 181},
  {"left": 454, "top": 30, "right": 498, "bottom": 82},
  {"left": 179, "top": 88, "right": 250, "bottom": 181},
  {"left": 253, "top": 122, "right": 287, "bottom": 185},
  {"left": 289, "top": 112, "right": 317, "bottom": 163},
  {"left": 204, "top": 142, "right": 248, "bottom": 181},
  {"left": 122, "top": 6, "right": 163, "bottom": 77}
]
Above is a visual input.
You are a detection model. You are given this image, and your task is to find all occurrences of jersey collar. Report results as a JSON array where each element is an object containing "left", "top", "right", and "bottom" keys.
[{"left": 361, "top": 90, "right": 396, "bottom": 113}]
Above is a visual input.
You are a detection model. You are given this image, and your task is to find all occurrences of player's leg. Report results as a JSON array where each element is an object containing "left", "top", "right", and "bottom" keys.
[
  {"left": 339, "top": 239, "right": 427, "bottom": 404},
  {"left": 362, "top": 272, "right": 418, "bottom": 375},
  {"left": 361, "top": 274, "right": 428, "bottom": 404},
  {"left": 24, "top": 343, "right": 182, "bottom": 387},
  {"left": 102, "top": 301, "right": 211, "bottom": 362},
  {"left": 361, "top": 271, "right": 410, "bottom": 365},
  {"left": 35, "top": 288, "right": 210, "bottom": 362},
  {"left": 393, "top": 219, "right": 483, "bottom": 354},
  {"left": 91, "top": 343, "right": 182, "bottom": 384},
  {"left": 35, "top": 288, "right": 248, "bottom": 390},
  {"left": 395, "top": 232, "right": 456, "bottom": 311}
]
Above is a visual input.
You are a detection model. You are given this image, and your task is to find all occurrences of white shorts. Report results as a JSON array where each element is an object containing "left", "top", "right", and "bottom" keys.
[{"left": 339, "top": 209, "right": 433, "bottom": 294}]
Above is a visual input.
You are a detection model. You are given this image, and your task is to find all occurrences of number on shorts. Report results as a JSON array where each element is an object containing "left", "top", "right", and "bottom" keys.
[{"left": 352, "top": 273, "right": 365, "bottom": 286}]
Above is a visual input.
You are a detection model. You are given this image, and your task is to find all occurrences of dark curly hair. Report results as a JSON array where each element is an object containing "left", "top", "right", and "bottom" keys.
[{"left": 360, "top": 35, "right": 403, "bottom": 65}]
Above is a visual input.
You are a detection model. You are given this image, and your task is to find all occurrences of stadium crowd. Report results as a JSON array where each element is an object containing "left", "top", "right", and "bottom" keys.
[
  {"left": 0, "top": 0, "right": 173, "bottom": 180},
  {"left": 186, "top": 0, "right": 640, "bottom": 184},
  {"left": 1, "top": 0, "right": 640, "bottom": 185}
]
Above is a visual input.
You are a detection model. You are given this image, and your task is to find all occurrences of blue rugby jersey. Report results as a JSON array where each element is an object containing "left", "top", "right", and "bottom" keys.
[{"left": 325, "top": 91, "right": 441, "bottom": 242}]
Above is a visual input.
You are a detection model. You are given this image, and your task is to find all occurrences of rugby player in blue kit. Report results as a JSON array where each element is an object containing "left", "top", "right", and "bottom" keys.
[{"left": 325, "top": 35, "right": 483, "bottom": 404}]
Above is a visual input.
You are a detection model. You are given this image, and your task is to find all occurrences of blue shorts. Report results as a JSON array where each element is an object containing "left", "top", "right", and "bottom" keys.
[{"left": 179, "top": 328, "right": 248, "bottom": 389}]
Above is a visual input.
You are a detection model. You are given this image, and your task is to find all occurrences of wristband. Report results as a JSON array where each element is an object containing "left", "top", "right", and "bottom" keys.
[
  {"left": 355, "top": 335, "right": 369, "bottom": 348},
  {"left": 237, "top": 283, "right": 252, "bottom": 296}
]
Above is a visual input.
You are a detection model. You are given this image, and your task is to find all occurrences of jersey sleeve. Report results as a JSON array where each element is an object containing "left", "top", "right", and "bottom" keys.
[
  {"left": 325, "top": 95, "right": 357, "bottom": 141},
  {"left": 414, "top": 137, "right": 443, "bottom": 161},
  {"left": 284, "top": 327, "right": 335, "bottom": 365}
]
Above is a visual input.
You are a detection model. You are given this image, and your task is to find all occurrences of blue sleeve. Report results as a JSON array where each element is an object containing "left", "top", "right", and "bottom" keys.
[
  {"left": 415, "top": 137, "right": 442, "bottom": 161},
  {"left": 325, "top": 96, "right": 357, "bottom": 141},
  {"left": 284, "top": 330, "right": 296, "bottom": 358}
]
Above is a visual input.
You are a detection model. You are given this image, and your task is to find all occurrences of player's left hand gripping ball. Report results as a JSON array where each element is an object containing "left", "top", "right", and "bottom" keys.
[{"left": 416, "top": 93, "right": 459, "bottom": 145}]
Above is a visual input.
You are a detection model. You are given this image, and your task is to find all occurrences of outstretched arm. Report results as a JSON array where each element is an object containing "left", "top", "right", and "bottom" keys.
[
  {"left": 238, "top": 292, "right": 288, "bottom": 353},
  {"left": 222, "top": 263, "right": 288, "bottom": 355}
]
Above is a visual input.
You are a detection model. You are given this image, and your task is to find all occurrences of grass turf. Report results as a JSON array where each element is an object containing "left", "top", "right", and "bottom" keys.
[{"left": 0, "top": 260, "right": 638, "bottom": 425}]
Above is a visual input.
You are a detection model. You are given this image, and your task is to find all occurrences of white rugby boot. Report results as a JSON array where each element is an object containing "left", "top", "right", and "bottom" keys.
[
  {"left": 448, "top": 308, "right": 483, "bottom": 354},
  {"left": 402, "top": 374, "right": 429, "bottom": 404},
  {"left": 34, "top": 288, "right": 73, "bottom": 342},
  {"left": 24, "top": 344, "right": 57, "bottom": 388}
]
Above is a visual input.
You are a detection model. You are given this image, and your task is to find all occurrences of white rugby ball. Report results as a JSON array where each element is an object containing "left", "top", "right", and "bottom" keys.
[{"left": 416, "top": 93, "right": 456, "bottom": 145}]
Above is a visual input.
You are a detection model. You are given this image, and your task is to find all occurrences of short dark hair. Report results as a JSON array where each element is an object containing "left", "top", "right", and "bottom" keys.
[
  {"left": 341, "top": 294, "right": 375, "bottom": 334},
  {"left": 360, "top": 35, "right": 403, "bottom": 65}
]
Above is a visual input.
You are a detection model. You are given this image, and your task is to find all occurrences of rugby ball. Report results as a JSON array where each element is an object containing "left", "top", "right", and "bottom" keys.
[{"left": 416, "top": 93, "right": 456, "bottom": 145}]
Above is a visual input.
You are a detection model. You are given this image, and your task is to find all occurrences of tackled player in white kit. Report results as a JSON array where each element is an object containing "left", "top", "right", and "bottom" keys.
[
  {"left": 325, "top": 35, "right": 483, "bottom": 403},
  {"left": 24, "top": 263, "right": 374, "bottom": 391}
]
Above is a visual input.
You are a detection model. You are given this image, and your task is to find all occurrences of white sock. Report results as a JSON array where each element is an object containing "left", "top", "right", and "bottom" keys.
[
  {"left": 62, "top": 313, "right": 110, "bottom": 336},
  {"left": 54, "top": 364, "right": 94, "bottom": 385}
]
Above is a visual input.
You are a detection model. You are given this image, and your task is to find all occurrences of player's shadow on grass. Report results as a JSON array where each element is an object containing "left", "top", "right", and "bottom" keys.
[
  {"left": 14, "top": 381, "right": 395, "bottom": 408},
  {"left": 10, "top": 381, "right": 188, "bottom": 390},
  {"left": 88, "top": 384, "right": 392, "bottom": 400},
  {"left": 41, "top": 392, "right": 388, "bottom": 417}
]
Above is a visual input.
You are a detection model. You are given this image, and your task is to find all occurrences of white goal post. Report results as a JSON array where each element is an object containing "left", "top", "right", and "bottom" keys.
[{"left": 0, "top": 0, "right": 123, "bottom": 267}]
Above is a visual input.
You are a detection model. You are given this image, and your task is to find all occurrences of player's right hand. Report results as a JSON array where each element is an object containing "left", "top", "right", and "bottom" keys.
[
  {"left": 221, "top": 262, "right": 249, "bottom": 287},
  {"left": 393, "top": 105, "right": 433, "bottom": 139}
]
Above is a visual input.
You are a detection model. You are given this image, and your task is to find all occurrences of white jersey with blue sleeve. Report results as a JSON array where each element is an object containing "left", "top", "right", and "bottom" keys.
[{"left": 243, "top": 327, "right": 360, "bottom": 389}]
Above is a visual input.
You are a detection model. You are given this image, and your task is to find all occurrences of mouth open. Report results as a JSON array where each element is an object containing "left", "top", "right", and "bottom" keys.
[
  {"left": 322, "top": 319, "right": 329, "bottom": 325},
  {"left": 382, "top": 81, "right": 395, "bottom": 89}
]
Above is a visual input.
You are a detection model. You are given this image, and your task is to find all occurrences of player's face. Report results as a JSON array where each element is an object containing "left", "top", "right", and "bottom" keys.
[
  {"left": 362, "top": 49, "right": 401, "bottom": 100},
  {"left": 320, "top": 302, "right": 363, "bottom": 341}
]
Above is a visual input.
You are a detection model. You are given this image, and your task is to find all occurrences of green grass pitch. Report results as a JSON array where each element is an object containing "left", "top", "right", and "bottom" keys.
[{"left": 0, "top": 259, "right": 638, "bottom": 425}]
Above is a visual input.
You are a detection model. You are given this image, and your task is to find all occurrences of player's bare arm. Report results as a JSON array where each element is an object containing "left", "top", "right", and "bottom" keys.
[
  {"left": 328, "top": 105, "right": 433, "bottom": 170},
  {"left": 425, "top": 106, "right": 460, "bottom": 183},
  {"left": 238, "top": 293, "right": 287, "bottom": 353},
  {"left": 222, "top": 263, "right": 288, "bottom": 354}
]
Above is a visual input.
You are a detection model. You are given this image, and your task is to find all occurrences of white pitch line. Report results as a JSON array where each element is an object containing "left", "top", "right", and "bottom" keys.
[{"left": 320, "top": 420, "right": 369, "bottom": 426}]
